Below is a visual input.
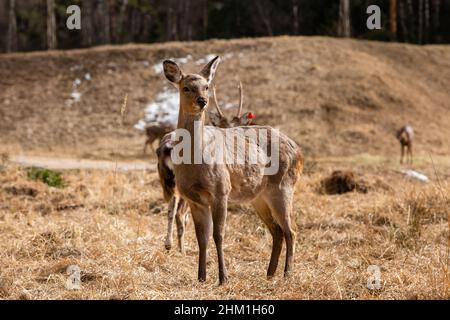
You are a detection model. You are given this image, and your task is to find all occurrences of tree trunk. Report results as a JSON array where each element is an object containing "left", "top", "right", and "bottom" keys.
[
  {"left": 407, "top": 0, "right": 415, "bottom": 42},
  {"left": 338, "top": 0, "right": 350, "bottom": 37},
  {"left": 292, "top": 0, "right": 299, "bottom": 35},
  {"left": 202, "top": 0, "right": 208, "bottom": 39},
  {"left": 82, "top": 0, "right": 93, "bottom": 46},
  {"left": 418, "top": 0, "right": 423, "bottom": 44},
  {"left": 432, "top": 0, "right": 441, "bottom": 43},
  {"left": 424, "top": 0, "right": 430, "bottom": 43},
  {"left": 183, "top": 0, "right": 192, "bottom": 41},
  {"left": 255, "top": 0, "right": 273, "bottom": 36},
  {"left": 46, "top": 0, "right": 57, "bottom": 50},
  {"left": 118, "top": 0, "right": 128, "bottom": 43},
  {"left": 399, "top": 0, "right": 408, "bottom": 42},
  {"left": 7, "top": 0, "right": 18, "bottom": 52},
  {"left": 390, "top": 0, "right": 397, "bottom": 36},
  {"left": 99, "top": 0, "right": 111, "bottom": 44}
]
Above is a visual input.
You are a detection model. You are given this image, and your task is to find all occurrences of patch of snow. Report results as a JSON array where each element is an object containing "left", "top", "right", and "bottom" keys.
[
  {"left": 134, "top": 119, "right": 147, "bottom": 131},
  {"left": 195, "top": 54, "right": 218, "bottom": 65},
  {"left": 70, "top": 91, "right": 81, "bottom": 102},
  {"left": 65, "top": 78, "right": 82, "bottom": 107},
  {"left": 84, "top": 73, "right": 91, "bottom": 81},
  {"left": 152, "top": 63, "right": 164, "bottom": 75},
  {"left": 195, "top": 53, "right": 233, "bottom": 65},
  {"left": 402, "top": 170, "right": 429, "bottom": 183},
  {"left": 134, "top": 87, "right": 179, "bottom": 130},
  {"left": 223, "top": 102, "right": 235, "bottom": 110},
  {"left": 70, "top": 65, "right": 83, "bottom": 72},
  {"left": 223, "top": 52, "right": 234, "bottom": 60}
]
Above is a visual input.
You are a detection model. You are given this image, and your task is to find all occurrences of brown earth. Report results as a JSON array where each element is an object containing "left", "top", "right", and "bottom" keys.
[
  {"left": 1, "top": 36, "right": 449, "bottom": 160},
  {"left": 0, "top": 37, "right": 449, "bottom": 300}
]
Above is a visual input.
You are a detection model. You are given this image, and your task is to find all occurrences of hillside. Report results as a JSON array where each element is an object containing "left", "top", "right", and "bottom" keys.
[{"left": 1, "top": 36, "right": 449, "bottom": 159}]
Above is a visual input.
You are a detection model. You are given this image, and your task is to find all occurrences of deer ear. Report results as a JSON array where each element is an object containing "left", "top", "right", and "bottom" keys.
[
  {"left": 163, "top": 60, "right": 184, "bottom": 84},
  {"left": 200, "top": 56, "right": 221, "bottom": 84}
]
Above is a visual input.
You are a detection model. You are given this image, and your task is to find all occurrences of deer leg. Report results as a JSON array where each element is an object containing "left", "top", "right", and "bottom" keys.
[
  {"left": 211, "top": 197, "right": 229, "bottom": 285},
  {"left": 264, "top": 189, "right": 296, "bottom": 277},
  {"left": 164, "top": 196, "right": 178, "bottom": 250},
  {"left": 190, "top": 202, "right": 212, "bottom": 282},
  {"left": 144, "top": 135, "right": 156, "bottom": 155},
  {"left": 252, "top": 197, "right": 283, "bottom": 278},
  {"left": 400, "top": 145, "right": 404, "bottom": 164},
  {"left": 409, "top": 145, "right": 413, "bottom": 165},
  {"left": 175, "top": 198, "right": 188, "bottom": 254}
]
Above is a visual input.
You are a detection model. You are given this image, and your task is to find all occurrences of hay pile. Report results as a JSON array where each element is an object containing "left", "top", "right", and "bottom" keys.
[{"left": 320, "top": 170, "right": 368, "bottom": 194}]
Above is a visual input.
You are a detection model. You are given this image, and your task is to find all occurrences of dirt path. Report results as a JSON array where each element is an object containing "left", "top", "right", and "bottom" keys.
[{"left": 10, "top": 155, "right": 156, "bottom": 171}]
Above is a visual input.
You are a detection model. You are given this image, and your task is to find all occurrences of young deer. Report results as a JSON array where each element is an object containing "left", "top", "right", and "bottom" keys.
[
  {"left": 396, "top": 125, "right": 414, "bottom": 164},
  {"left": 157, "top": 83, "right": 256, "bottom": 254},
  {"left": 143, "top": 122, "right": 176, "bottom": 155},
  {"left": 162, "top": 56, "right": 303, "bottom": 284}
]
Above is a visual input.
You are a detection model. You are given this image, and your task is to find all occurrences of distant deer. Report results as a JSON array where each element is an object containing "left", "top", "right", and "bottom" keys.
[
  {"left": 143, "top": 122, "right": 176, "bottom": 155},
  {"left": 162, "top": 56, "right": 303, "bottom": 284},
  {"left": 157, "top": 83, "right": 256, "bottom": 254},
  {"left": 396, "top": 125, "right": 414, "bottom": 164}
]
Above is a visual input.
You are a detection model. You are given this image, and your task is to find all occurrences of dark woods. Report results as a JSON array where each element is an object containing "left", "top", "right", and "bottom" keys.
[{"left": 1, "top": 0, "right": 449, "bottom": 53}]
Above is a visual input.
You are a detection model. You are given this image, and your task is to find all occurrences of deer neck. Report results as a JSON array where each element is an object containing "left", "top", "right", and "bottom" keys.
[{"left": 177, "top": 107, "right": 206, "bottom": 161}]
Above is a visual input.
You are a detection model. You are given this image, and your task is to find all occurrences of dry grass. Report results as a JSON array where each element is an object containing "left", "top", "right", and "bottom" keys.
[
  {"left": 0, "top": 157, "right": 448, "bottom": 300},
  {"left": 1, "top": 36, "right": 449, "bottom": 300},
  {"left": 1, "top": 36, "right": 450, "bottom": 159}
]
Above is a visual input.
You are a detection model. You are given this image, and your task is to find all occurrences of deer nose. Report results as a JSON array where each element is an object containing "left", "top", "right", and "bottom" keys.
[{"left": 196, "top": 97, "right": 207, "bottom": 108}]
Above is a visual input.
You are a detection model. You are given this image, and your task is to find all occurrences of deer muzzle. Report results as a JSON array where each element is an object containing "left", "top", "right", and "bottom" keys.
[{"left": 196, "top": 96, "right": 207, "bottom": 109}]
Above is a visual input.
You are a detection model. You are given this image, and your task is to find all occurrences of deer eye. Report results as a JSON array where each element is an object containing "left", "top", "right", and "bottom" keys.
[
  {"left": 205, "top": 86, "right": 209, "bottom": 90},
  {"left": 183, "top": 87, "right": 190, "bottom": 92}
]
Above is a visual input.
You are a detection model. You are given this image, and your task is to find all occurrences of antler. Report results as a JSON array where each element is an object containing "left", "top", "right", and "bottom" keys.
[
  {"left": 211, "top": 85, "right": 225, "bottom": 118},
  {"left": 237, "top": 82, "right": 244, "bottom": 118}
]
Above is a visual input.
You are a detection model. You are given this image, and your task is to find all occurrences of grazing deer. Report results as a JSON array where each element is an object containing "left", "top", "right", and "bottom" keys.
[
  {"left": 157, "top": 83, "right": 256, "bottom": 254},
  {"left": 143, "top": 122, "right": 176, "bottom": 155},
  {"left": 162, "top": 56, "right": 303, "bottom": 284},
  {"left": 396, "top": 125, "right": 414, "bottom": 164}
]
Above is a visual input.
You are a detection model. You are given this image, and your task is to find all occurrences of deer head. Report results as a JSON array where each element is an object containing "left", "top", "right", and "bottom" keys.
[
  {"left": 209, "top": 82, "right": 256, "bottom": 128},
  {"left": 163, "top": 56, "right": 221, "bottom": 115}
]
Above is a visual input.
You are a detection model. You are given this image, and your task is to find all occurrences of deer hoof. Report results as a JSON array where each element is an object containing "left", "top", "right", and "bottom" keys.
[{"left": 219, "top": 276, "right": 229, "bottom": 285}]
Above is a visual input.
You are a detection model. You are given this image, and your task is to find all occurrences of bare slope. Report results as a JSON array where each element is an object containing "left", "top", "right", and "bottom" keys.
[{"left": 1, "top": 36, "right": 449, "bottom": 158}]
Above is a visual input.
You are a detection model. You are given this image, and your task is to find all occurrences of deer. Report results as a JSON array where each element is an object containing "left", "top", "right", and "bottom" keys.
[
  {"left": 208, "top": 82, "right": 256, "bottom": 128},
  {"left": 143, "top": 122, "right": 176, "bottom": 155},
  {"left": 157, "top": 82, "right": 256, "bottom": 254},
  {"left": 162, "top": 55, "right": 303, "bottom": 284},
  {"left": 396, "top": 125, "right": 414, "bottom": 164}
]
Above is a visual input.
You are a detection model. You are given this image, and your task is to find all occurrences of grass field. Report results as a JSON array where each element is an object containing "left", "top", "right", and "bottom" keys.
[
  {"left": 1, "top": 36, "right": 449, "bottom": 299},
  {"left": 1, "top": 154, "right": 448, "bottom": 299}
]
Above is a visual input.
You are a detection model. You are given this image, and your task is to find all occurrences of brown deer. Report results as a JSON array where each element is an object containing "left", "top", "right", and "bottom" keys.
[
  {"left": 209, "top": 82, "right": 256, "bottom": 128},
  {"left": 157, "top": 83, "right": 256, "bottom": 254},
  {"left": 162, "top": 56, "right": 303, "bottom": 284},
  {"left": 396, "top": 125, "right": 414, "bottom": 164},
  {"left": 143, "top": 122, "right": 176, "bottom": 155}
]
